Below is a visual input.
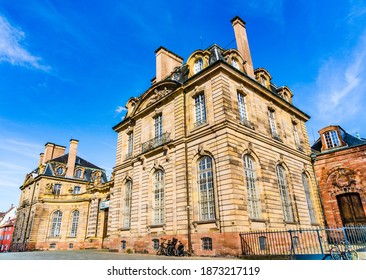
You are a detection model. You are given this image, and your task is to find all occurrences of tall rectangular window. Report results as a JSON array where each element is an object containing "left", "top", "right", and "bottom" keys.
[
  {"left": 153, "top": 171, "right": 164, "bottom": 225},
  {"left": 73, "top": 186, "right": 81, "bottom": 194},
  {"left": 155, "top": 114, "right": 163, "bottom": 144},
  {"left": 293, "top": 124, "right": 301, "bottom": 147},
  {"left": 302, "top": 174, "right": 316, "bottom": 224},
  {"left": 198, "top": 156, "right": 215, "bottom": 221},
  {"left": 244, "top": 155, "right": 260, "bottom": 219},
  {"left": 127, "top": 132, "right": 133, "bottom": 157},
  {"left": 268, "top": 110, "right": 279, "bottom": 138},
  {"left": 194, "top": 93, "right": 206, "bottom": 127},
  {"left": 50, "top": 210, "right": 62, "bottom": 237},
  {"left": 324, "top": 130, "right": 340, "bottom": 148},
  {"left": 276, "top": 165, "right": 294, "bottom": 222},
  {"left": 123, "top": 181, "right": 132, "bottom": 228},
  {"left": 53, "top": 184, "right": 61, "bottom": 195},
  {"left": 238, "top": 92, "right": 249, "bottom": 124},
  {"left": 70, "top": 210, "right": 79, "bottom": 237}
]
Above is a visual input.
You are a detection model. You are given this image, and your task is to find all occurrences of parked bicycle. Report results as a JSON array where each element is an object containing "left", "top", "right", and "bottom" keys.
[
  {"left": 155, "top": 237, "right": 190, "bottom": 257},
  {"left": 329, "top": 240, "right": 359, "bottom": 260}
]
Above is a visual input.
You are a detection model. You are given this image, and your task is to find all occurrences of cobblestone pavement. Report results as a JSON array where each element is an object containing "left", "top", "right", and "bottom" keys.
[{"left": 0, "top": 250, "right": 238, "bottom": 260}]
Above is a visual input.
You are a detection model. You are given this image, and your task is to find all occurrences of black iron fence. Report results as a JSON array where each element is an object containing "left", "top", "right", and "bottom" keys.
[{"left": 239, "top": 226, "right": 366, "bottom": 256}]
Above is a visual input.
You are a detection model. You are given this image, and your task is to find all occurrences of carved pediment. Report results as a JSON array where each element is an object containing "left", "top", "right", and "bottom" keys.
[{"left": 133, "top": 81, "right": 179, "bottom": 115}]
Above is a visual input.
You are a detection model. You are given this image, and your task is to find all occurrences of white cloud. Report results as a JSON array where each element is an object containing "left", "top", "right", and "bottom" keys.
[
  {"left": 0, "top": 15, "right": 50, "bottom": 71},
  {"left": 0, "top": 138, "right": 43, "bottom": 160},
  {"left": 315, "top": 32, "right": 366, "bottom": 124},
  {"left": 115, "top": 106, "right": 127, "bottom": 114}
]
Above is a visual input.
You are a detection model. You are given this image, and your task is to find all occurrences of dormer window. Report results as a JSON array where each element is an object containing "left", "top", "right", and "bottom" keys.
[
  {"left": 194, "top": 58, "right": 203, "bottom": 74},
  {"left": 231, "top": 58, "right": 239, "bottom": 69},
  {"left": 75, "top": 169, "right": 83, "bottom": 179},
  {"left": 260, "top": 76, "right": 267, "bottom": 87},
  {"left": 323, "top": 130, "right": 341, "bottom": 149},
  {"left": 56, "top": 167, "right": 64, "bottom": 175}
]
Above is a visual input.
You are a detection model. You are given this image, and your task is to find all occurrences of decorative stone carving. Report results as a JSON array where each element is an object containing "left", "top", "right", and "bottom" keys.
[
  {"left": 327, "top": 168, "right": 360, "bottom": 196},
  {"left": 147, "top": 87, "right": 172, "bottom": 106}
]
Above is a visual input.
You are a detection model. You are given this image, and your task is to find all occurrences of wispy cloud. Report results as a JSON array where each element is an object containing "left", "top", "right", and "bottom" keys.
[
  {"left": 0, "top": 15, "right": 50, "bottom": 71},
  {"left": 115, "top": 105, "right": 128, "bottom": 119},
  {"left": 314, "top": 32, "right": 366, "bottom": 124},
  {"left": 0, "top": 138, "right": 43, "bottom": 160},
  {"left": 115, "top": 106, "right": 127, "bottom": 114},
  {"left": 346, "top": 0, "right": 366, "bottom": 22}
]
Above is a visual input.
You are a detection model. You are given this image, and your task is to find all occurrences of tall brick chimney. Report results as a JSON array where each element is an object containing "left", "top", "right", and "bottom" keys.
[
  {"left": 155, "top": 46, "right": 183, "bottom": 83},
  {"left": 42, "top": 142, "right": 55, "bottom": 164},
  {"left": 41, "top": 143, "right": 67, "bottom": 164},
  {"left": 53, "top": 145, "right": 66, "bottom": 159},
  {"left": 39, "top": 153, "right": 44, "bottom": 166},
  {"left": 231, "top": 16, "right": 254, "bottom": 78},
  {"left": 66, "top": 139, "right": 78, "bottom": 178}
]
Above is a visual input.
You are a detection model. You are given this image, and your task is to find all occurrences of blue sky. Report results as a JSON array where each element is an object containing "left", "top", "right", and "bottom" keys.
[{"left": 1, "top": 0, "right": 366, "bottom": 211}]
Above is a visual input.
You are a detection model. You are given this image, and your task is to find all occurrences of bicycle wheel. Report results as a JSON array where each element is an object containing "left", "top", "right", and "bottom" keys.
[
  {"left": 345, "top": 249, "right": 359, "bottom": 260},
  {"left": 330, "top": 247, "right": 342, "bottom": 260}
]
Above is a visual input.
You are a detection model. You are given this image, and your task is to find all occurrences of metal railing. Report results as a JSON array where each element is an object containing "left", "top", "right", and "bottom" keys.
[
  {"left": 141, "top": 132, "right": 170, "bottom": 153},
  {"left": 239, "top": 226, "right": 366, "bottom": 256}
]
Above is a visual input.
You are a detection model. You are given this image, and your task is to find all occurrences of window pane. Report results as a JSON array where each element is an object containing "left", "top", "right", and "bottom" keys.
[
  {"left": 276, "top": 166, "right": 294, "bottom": 222},
  {"left": 153, "top": 171, "right": 164, "bottom": 224},
  {"left": 244, "top": 155, "right": 260, "bottom": 219},
  {"left": 302, "top": 174, "right": 316, "bottom": 224},
  {"left": 198, "top": 157, "right": 215, "bottom": 221},
  {"left": 70, "top": 210, "right": 79, "bottom": 237},
  {"left": 238, "top": 93, "right": 248, "bottom": 123}
]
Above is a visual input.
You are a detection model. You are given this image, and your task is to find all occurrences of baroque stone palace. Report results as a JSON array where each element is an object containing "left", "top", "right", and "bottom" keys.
[
  {"left": 11, "top": 140, "right": 111, "bottom": 251},
  {"left": 11, "top": 16, "right": 326, "bottom": 255},
  {"left": 107, "top": 16, "right": 324, "bottom": 256}
]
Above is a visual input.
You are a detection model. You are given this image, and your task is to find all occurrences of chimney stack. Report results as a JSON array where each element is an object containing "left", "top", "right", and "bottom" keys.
[
  {"left": 39, "top": 153, "right": 44, "bottom": 166},
  {"left": 42, "top": 143, "right": 55, "bottom": 164},
  {"left": 231, "top": 16, "right": 255, "bottom": 78},
  {"left": 155, "top": 46, "right": 183, "bottom": 83},
  {"left": 66, "top": 139, "right": 79, "bottom": 178}
]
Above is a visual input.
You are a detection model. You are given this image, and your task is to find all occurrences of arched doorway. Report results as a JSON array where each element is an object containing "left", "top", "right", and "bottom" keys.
[{"left": 336, "top": 193, "right": 366, "bottom": 226}]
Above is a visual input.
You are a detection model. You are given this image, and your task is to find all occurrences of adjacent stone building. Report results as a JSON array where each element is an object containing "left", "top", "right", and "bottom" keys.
[
  {"left": 11, "top": 140, "right": 112, "bottom": 251},
  {"left": 107, "top": 16, "right": 324, "bottom": 256},
  {"left": 311, "top": 125, "right": 366, "bottom": 228}
]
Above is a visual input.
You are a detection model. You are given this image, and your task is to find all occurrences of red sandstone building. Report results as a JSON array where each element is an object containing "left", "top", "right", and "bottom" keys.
[{"left": 311, "top": 125, "right": 366, "bottom": 227}]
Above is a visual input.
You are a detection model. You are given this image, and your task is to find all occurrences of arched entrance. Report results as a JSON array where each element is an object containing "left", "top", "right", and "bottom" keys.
[{"left": 336, "top": 193, "right": 366, "bottom": 226}]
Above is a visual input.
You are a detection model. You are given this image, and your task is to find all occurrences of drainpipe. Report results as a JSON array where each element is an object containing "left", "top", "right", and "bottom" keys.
[{"left": 183, "top": 86, "right": 193, "bottom": 254}]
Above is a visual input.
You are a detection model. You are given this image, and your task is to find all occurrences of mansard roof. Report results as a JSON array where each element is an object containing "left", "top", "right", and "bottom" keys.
[{"left": 50, "top": 154, "right": 103, "bottom": 170}]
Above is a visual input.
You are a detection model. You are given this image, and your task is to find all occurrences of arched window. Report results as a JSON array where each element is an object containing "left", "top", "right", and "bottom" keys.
[
  {"left": 194, "top": 58, "right": 203, "bottom": 74},
  {"left": 276, "top": 165, "right": 294, "bottom": 222},
  {"left": 50, "top": 210, "right": 62, "bottom": 237},
  {"left": 70, "top": 210, "right": 79, "bottom": 237},
  {"left": 198, "top": 156, "right": 215, "bottom": 221},
  {"left": 231, "top": 58, "right": 239, "bottom": 69},
  {"left": 302, "top": 173, "right": 316, "bottom": 224},
  {"left": 123, "top": 181, "right": 132, "bottom": 228},
  {"left": 75, "top": 169, "right": 82, "bottom": 178},
  {"left": 153, "top": 170, "right": 164, "bottom": 225},
  {"left": 243, "top": 155, "right": 260, "bottom": 219}
]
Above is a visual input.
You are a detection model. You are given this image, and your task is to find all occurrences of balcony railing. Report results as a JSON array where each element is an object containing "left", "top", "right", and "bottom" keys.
[{"left": 141, "top": 132, "right": 170, "bottom": 153}]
